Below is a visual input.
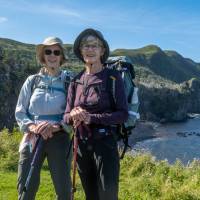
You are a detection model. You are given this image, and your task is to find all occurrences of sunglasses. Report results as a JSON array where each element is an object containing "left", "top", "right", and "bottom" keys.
[
  {"left": 44, "top": 49, "right": 61, "bottom": 56},
  {"left": 81, "top": 44, "right": 102, "bottom": 50}
]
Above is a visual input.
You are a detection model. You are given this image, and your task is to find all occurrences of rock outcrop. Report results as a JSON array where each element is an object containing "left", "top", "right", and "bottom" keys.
[{"left": 1, "top": 38, "right": 200, "bottom": 130}]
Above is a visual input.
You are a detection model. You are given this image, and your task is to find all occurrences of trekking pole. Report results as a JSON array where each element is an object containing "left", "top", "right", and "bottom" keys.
[
  {"left": 61, "top": 122, "right": 73, "bottom": 160},
  {"left": 71, "top": 130, "right": 79, "bottom": 200},
  {"left": 19, "top": 136, "right": 44, "bottom": 200}
]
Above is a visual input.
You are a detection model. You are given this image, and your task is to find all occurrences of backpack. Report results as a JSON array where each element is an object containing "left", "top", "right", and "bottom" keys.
[
  {"left": 31, "top": 70, "right": 72, "bottom": 94},
  {"left": 105, "top": 56, "right": 140, "bottom": 159},
  {"left": 29, "top": 70, "right": 73, "bottom": 123}
]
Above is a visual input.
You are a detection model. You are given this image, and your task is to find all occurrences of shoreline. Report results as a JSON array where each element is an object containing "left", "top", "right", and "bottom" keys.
[
  {"left": 129, "top": 120, "right": 158, "bottom": 145},
  {"left": 130, "top": 116, "right": 200, "bottom": 146}
]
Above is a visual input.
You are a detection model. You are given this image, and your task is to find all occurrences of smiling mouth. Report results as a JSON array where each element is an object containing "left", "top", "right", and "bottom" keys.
[
  {"left": 86, "top": 55, "right": 95, "bottom": 57},
  {"left": 48, "top": 60, "right": 57, "bottom": 63}
]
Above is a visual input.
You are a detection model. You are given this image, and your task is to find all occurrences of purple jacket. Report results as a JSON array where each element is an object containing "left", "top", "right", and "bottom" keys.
[{"left": 63, "top": 68, "right": 128, "bottom": 128}]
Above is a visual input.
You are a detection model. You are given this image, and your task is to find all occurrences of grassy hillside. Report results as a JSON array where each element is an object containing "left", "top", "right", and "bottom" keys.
[
  {"left": 1, "top": 38, "right": 200, "bottom": 129},
  {"left": 1, "top": 129, "right": 200, "bottom": 200},
  {"left": 112, "top": 45, "right": 200, "bottom": 83}
]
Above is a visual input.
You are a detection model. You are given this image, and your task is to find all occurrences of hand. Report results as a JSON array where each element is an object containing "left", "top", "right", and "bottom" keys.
[
  {"left": 51, "top": 123, "right": 62, "bottom": 133},
  {"left": 27, "top": 123, "right": 38, "bottom": 135},
  {"left": 35, "top": 121, "right": 54, "bottom": 140},
  {"left": 83, "top": 112, "right": 91, "bottom": 124},
  {"left": 73, "top": 119, "right": 82, "bottom": 129},
  {"left": 70, "top": 107, "right": 88, "bottom": 122}
]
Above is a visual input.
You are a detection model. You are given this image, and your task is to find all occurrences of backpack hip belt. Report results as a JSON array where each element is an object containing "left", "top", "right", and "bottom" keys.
[
  {"left": 90, "top": 125, "right": 118, "bottom": 139},
  {"left": 28, "top": 113, "right": 63, "bottom": 121}
]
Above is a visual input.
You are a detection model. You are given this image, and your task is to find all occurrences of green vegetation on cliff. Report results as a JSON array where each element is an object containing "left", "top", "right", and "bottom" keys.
[
  {"left": 1, "top": 38, "right": 200, "bottom": 129},
  {"left": 112, "top": 45, "right": 200, "bottom": 83}
]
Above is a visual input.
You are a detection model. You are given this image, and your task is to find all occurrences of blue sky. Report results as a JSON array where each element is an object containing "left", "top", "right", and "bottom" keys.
[{"left": 0, "top": 0, "right": 200, "bottom": 62}]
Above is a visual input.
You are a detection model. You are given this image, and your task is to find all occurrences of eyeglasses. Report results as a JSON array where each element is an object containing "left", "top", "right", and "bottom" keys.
[
  {"left": 44, "top": 49, "right": 61, "bottom": 56},
  {"left": 81, "top": 44, "right": 102, "bottom": 50}
]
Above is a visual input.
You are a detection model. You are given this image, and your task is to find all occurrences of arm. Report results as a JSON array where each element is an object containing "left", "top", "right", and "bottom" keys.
[{"left": 15, "top": 75, "right": 35, "bottom": 132}]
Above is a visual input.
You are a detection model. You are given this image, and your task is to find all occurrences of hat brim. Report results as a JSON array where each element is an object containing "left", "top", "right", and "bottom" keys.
[
  {"left": 73, "top": 28, "right": 110, "bottom": 64},
  {"left": 36, "top": 43, "right": 68, "bottom": 65}
]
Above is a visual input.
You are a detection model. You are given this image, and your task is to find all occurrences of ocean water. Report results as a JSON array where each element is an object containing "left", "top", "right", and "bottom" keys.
[{"left": 131, "top": 116, "right": 200, "bottom": 164}]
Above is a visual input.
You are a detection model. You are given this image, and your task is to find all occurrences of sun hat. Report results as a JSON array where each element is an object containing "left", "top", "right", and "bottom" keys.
[
  {"left": 73, "top": 28, "right": 110, "bottom": 63},
  {"left": 36, "top": 36, "right": 68, "bottom": 65}
]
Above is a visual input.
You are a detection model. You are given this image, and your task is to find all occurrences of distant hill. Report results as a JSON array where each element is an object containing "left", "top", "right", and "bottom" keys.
[
  {"left": 111, "top": 45, "right": 200, "bottom": 83},
  {"left": 0, "top": 38, "right": 200, "bottom": 130}
]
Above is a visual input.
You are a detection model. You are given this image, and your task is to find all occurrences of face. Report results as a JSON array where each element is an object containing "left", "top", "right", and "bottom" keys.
[
  {"left": 80, "top": 36, "right": 105, "bottom": 64},
  {"left": 43, "top": 44, "right": 63, "bottom": 69}
]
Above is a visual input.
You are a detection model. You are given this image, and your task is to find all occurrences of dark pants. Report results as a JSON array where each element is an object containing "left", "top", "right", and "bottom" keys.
[
  {"left": 17, "top": 132, "right": 72, "bottom": 200},
  {"left": 77, "top": 135, "right": 119, "bottom": 200}
]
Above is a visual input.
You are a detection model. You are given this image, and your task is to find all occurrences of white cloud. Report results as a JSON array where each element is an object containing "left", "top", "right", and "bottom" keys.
[
  {"left": 0, "top": 1, "right": 80, "bottom": 18},
  {"left": 0, "top": 17, "right": 8, "bottom": 23},
  {"left": 40, "top": 6, "right": 80, "bottom": 17}
]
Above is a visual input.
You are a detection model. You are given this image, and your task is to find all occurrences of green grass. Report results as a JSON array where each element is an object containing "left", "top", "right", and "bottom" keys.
[
  {"left": 0, "top": 169, "right": 85, "bottom": 200},
  {"left": 1, "top": 129, "right": 200, "bottom": 200},
  {"left": 1, "top": 155, "right": 200, "bottom": 200}
]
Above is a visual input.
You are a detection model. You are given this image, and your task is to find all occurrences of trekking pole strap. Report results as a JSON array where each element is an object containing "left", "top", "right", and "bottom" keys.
[
  {"left": 66, "top": 136, "right": 73, "bottom": 159},
  {"left": 120, "top": 137, "right": 128, "bottom": 159}
]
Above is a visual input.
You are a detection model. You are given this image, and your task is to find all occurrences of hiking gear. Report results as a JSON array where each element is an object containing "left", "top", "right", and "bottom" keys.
[
  {"left": 64, "top": 68, "right": 128, "bottom": 140},
  {"left": 63, "top": 68, "right": 127, "bottom": 200},
  {"left": 73, "top": 28, "right": 110, "bottom": 63},
  {"left": 107, "top": 56, "right": 135, "bottom": 79},
  {"left": 71, "top": 131, "right": 79, "bottom": 200},
  {"left": 31, "top": 70, "right": 71, "bottom": 95},
  {"left": 65, "top": 68, "right": 127, "bottom": 123},
  {"left": 27, "top": 70, "right": 72, "bottom": 124},
  {"left": 90, "top": 125, "right": 114, "bottom": 139},
  {"left": 18, "top": 132, "right": 37, "bottom": 153},
  {"left": 17, "top": 69, "right": 73, "bottom": 199},
  {"left": 15, "top": 70, "right": 72, "bottom": 133},
  {"left": 36, "top": 36, "right": 68, "bottom": 65},
  {"left": 19, "top": 136, "right": 44, "bottom": 200},
  {"left": 28, "top": 113, "right": 63, "bottom": 121},
  {"left": 105, "top": 56, "right": 140, "bottom": 158},
  {"left": 81, "top": 43, "right": 103, "bottom": 50},
  {"left": 18, "top": 132, "right": 71, "bottom": 200},
  {"left": 44, "top": 49, "right": 61, "bottom": 56}
]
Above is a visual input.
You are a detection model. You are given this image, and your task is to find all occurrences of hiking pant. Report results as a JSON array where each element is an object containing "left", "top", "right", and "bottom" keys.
[
  {"left": 77, "top": 135, "right": 119, "bottom": 200},
  {"left": 17, "top": 131, "right": 72, "bottom": 200}
]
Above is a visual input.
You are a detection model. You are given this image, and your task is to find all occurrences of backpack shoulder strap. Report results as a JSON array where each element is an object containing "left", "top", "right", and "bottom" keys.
[
  {"left": 31, "top": 71, "right": 71, "bottom": 95},
  {"left": 71, "top": 69, "right": 85, "bottom": 83},
  {"left": 61, "top": 70, "right": 72, "bottom": 92},
  {"left": 106, "top": 68, "right": 131, "bottom": 159},
  {"left": 69, "top": 69, "right": 85, "bottom": 108},
  {"left": 64, "top": 75, "right": 71, "bottom": 92},
  {"left": 31, "top": 74, "right": 42, "bottom": 94},
  {"left": 106, "top": 68, "right": 118, "bottom": 108}
]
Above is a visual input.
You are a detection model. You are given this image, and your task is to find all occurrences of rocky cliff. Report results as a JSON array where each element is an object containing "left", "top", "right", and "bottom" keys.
[{"left": 0, "top": 38, "right": 200, "bottom": 130}]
